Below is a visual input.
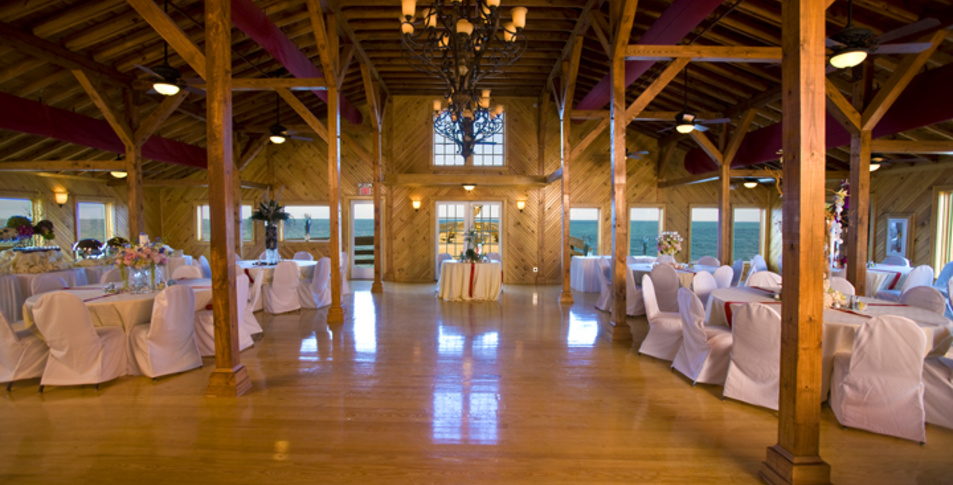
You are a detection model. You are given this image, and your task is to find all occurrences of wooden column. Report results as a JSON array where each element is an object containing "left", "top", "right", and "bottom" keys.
[
  {"left": 760, "top": 0, "right": 830, "bottom": 482},
  {"left": 846, "top": 130, "right": 871, "bottom": 295},
  {"left": 204, "top": 0, "right": 251, "bottom": 397},
  {"left": 537, "top": 92, "right": 549, "bottom": 286},
  {"left": 327, "top": 83, "right": 344, "bottom": 323},
  {"left": 125, "top": 143, "right": 144, "bottom": 239},
  {"left": 558, "top": 95, "right": 573, "bottom": 304},
  {"left": 717, "top": 160, "right": 731, "bottom": 265},
  {"left": 361, "top": 62, "right": 384, "bottom": 294}
]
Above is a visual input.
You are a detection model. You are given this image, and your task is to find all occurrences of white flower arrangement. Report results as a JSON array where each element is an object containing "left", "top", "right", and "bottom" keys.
[{"left": 656, "top": 231, "right": 683, "bottom": 256}]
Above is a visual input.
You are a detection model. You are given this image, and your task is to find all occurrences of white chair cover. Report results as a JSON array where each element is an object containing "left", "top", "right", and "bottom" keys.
[
  {"left": 264, "top": 261, "right": 302, "bottom": 314},
  {"left": 900, "top": 286, "right": 947, "bottom": 314},
  {"left": 171, "top": 265, "right": 203, "bottom": 280},
  {"left": 0, "top": 312, "right": 48, "bottom": 386},
  {"left": 234, "top": 273, "right": 262, "bottom": 337},
  {"left": 32, "top": 292, "right": 127, "bottom": 387},
  {"left": 637, "top": 275, "right": 682, "bottom": 361},
  {"left": 594, "top": 258, "right": 612, "bottom": 312},
  {"left": 876, "top": 264, "right": 935, "bottom": 301},
  {"left": 923, "top": 356, "right": 953, "bottom": 430},
  {"left": 100, "top": 267, "right": 122, "bottom": 284},
  {"left": 692, "top": 271, "right": 717, "bottom": 306},
  {"left": 713, "top": 265, "right": 733, "bottom": 289},
  {"left": 249, "top": 267, "right": 264, "bottom": 312},
  {"left": 830, "top": 315, "right": 927, "bottom": 442},
  {"left": 881, "top": 255, "right": 911, "bottom": 266},
  {"left": 746, "top": 271, "right": 782, "bottom": 288},
  {"left": 198, "top": 255, "right": 212, "bottom": 278},
  {"left": 31, "top": 275, "right": 68, "bottom": 295},
  {"left": 723, "top": 303, "right": 781, "bottom": 410},
  {"left": 129, "top": 285, "right": 202, "bottom": 378},
  {"left": 750, "top": 254, "right": 768, "bottom": 273},
  {"left": 649, "top": 264, "right": 679, "bottom": 313},
  {"left": 299, "top": 257, "right": 331, "bottom": 309},
  {"left": 293, "top": 251, "right": 314, "bottom": 261},
  {"left": 195, "top": 274, "right": 255, "bottom": 356},
  {"left": 672, "top": 288, "right": 732, "bottom": 385},
  {"left": 258, "top": 251, "right": 267, "bottom": 260},
  {"left": 625, "top": 264, "right": 644, "bottom": 316},
  {"left": 934, "top": 262, "right": 953, "bottom": 294},
  {"left": 730, "top": 259, "right": 745, "bottom": 287},
  {"left": 696, "top": 256, "right": 720, "bottom": 266},
  {"left": 435, "top": 253, "right": 452, "bottom": 280},
  {"left": 340, "top": 251, "right": 351, "bottom": 295},
  {"left": 829, "top": 276, "right": 856, "bottom": 296},
  {"left": 486, "top": 252, "right": 501, "bottom": 262},
  {"left": 657, "top": 254, "right": 675, "bottom": 264}
]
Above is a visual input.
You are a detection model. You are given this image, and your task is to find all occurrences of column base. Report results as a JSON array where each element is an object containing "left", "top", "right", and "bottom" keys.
[
  {"left": 206, "top": 365, "right": 252, "bottom": 397},
  {"left": 327, "top": 305, "right": 344, "bottom": 324},
  {"left": 605, "top": 317, "right": 632, "bottom": 341},
  {"left": 760, "top": 445, "right": 831, "bottom": 485},
  {"left": 371, "top": 280, "right": 383, "bottom": 293},
  {"left": 559, "top": 290, "right": 574, "bottom": 304}
]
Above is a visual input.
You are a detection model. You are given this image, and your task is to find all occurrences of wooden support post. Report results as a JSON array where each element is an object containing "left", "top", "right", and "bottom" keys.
[
  {"left": 717, "top": 159, "right": 731, "bottom": 265},
  {"left": 761, "top": 0, "right": 830, "bottom": 482},
  {"left": 204, "top": 0, "right": 251, "bottom": 398},
  {"left": 537, "top": 91, "right": 549, "bottom": 286},
  {"left": 326, "top": 87, "right": 344, "bottom": 324},
  {"left": 846, "top": 130, "right": 871, "bottom": 294},
  {"left": 558, "top": 34, "right": 583, "bottom": 306},
  {"left": 361, "top": 62, "right": 384, "bottom": 294},
  {"left": 125, "top": 144, "right": 144, "bottom": 239}
]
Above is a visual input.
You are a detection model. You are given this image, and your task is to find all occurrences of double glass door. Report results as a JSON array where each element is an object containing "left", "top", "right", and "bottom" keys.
[{"left": 436, "top": 202, "right": 502, "bottom": 266}]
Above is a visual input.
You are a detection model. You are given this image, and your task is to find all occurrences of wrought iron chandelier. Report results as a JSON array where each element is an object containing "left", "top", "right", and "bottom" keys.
[{"left": 399, "top": 0, "right": 528, "bottom": 159}]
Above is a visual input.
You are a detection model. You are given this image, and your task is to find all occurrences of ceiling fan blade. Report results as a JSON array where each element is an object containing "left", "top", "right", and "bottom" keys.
[
  {"left": 872, "top": 42, "right": 933, "bottom": 54},
  {"left": 134, "top": 64, "right": 160, "bottom": 78},
  {"left": 826, "top": 37, "right": 845, "bottom": 48},
  {"left": 656, "top": 126, "right": 674, "bottom": 134},
  {"left": 694, "top": 124, "right": 709, "bottom": 132},
  {"left": 289, "top": 135, "right": 313, "bottom": 142},
  {"left": 698, "top": 118, "right": 731, "bottom": 124},
  {"left": 875, "top": 18, "right": 941, "bottom": 44}
]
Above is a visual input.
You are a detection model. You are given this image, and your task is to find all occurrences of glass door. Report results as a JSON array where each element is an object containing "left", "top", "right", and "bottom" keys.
[
  {"left": 350, "top": 201, "right": 375, "bottom": 279},
  {"left": 436, "top": 201, "right": 502, "bottom": 272}
]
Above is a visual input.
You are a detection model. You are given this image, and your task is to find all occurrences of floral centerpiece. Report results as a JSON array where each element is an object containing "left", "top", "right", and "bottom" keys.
[
  {"left": 112, "top": 241, "right": 169, "bottom": 291},
  {"left": 0, "top": 248, "right": 71, "bottom": 275},
  {"left": 825, "top": 180, "right": 849, "bottom": 270},
  {"left": 656, "top": 231, "right": 683, "bottom": 257},
  {"left": 460, "top": 228, "right": 487, "bottom": 263},
  {"left": 251, "top": 199, "right": 291, "bottom": 264},
  {"left": 0, "top": 215, "right": 55, "bottom": 247},
  {"left": 73, "top": 238, "right": 103, "bottom": 260}
]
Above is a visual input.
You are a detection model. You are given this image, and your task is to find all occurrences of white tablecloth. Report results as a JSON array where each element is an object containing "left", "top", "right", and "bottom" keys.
[
  {"left": 438, "top": 261, "right": 502, "bottom": 301},
  {"left": 831, "top": 264, "right": 911, "bottom": 296},
  {"left": 22, "top": 279, "right": 213, "bottom": 334},
  {"left": 0, "top": 268, "right": 89, "bottom": 323},
  {"left": 166, "top": 256, "right": 194, "bottom": 280},
  {"left": 570, "top": 256, "right": 608, "bottom": 293},
  {"left": 238, "top": 260, "right": 317, "bottom": 284},
  {"left": 706, "top": 287, "right": 953, "bottom": 397},
  {"left": 629, "top": 263, "right": 718, "bottom": 289}
]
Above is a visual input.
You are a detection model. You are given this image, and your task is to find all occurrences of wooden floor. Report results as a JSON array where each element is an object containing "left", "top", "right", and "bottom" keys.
[{"left": 2, "top": 283, "right": 952, "bottom": 484}]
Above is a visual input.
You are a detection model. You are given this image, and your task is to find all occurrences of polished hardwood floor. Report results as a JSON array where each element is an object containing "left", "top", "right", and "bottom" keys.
[{"left": 2, "top": 283, "right": 951, "bottom": 484}]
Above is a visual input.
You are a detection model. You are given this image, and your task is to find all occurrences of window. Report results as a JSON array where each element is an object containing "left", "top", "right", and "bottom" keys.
[
  {"left": 690, "top": 207, "right": 718, "bottom": 260},
  {"left": 436, "top": 202, "right": 501, "bottom": 260},
  {"left": 281, "top": 205, "right": 330, "bottom": 241},
  {"left": 0, "top": 196, "right": 33, "bottom": 222},
  {"left": 433, "top": 114, "right": 504, "bottom": 166},
  {"left": 935, "top": 188, "right": 953, "bottom": 270},
  {"left": 630, "top": 206, "right": 663, "bottom": 256},
  {"left": 570, "top": 207, "right": 600, "bottom": 255},
  {"left": 76, "top": 201, "right": 112, "bottom": 241},
  {"left": 732, "top": 207, "right": 765, "bottom": 261},
  {"left": 196, "top": 205, "right": 253, "bottom": 242}
]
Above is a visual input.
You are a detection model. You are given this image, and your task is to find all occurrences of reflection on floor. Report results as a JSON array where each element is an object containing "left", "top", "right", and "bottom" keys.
[{"left": 2, "top": 282, "right": 952, "bottom": 484}]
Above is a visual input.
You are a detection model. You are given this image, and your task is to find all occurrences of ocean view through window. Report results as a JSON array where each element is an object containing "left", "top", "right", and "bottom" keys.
[
  {"left": 690, "top": 207, "right": 718, "bottom": 260},
  {"left": 630, "top": 207, "right": 663, "bottom": 256},
  {"left": 570, "top": 208, "right": 599, "bottom": 255},
  {"left": 732, "top": 207, "right": 764, "bottom": 261}
]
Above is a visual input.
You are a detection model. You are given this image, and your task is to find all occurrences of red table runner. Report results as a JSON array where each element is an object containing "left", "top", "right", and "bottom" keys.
[{"left": 723, "top": 300, "right": 780, "bottom": 327}]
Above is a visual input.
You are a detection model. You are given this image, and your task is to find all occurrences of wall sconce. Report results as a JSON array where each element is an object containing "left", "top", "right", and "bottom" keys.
[
  {"left": 462, "top": 183, "right": 476, "bottom": 192},
  {"left": 516, "top": 199, "right": 526, "bottom": 212},
  {"left": 53, "top": 189, "right": 69, "bottom": 207},
  {"left": 411, "top": 199, "right": 422, "bottom": 211}
]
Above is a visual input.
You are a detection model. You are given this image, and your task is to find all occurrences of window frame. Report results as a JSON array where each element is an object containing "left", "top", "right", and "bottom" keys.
[
  {"left": 569, "top": 206, "right": 602, "bottom": 255},
  {"left": 0, "top": 193, "right": 36, "bottom": 223},
  {"left": 278, "top": 203, "right": 333, "bottom": 242},
  {"left": 731, "top": 205, "right": 767, "bottom": 262},
  {"left": 194, "top": 203, "right": 255, "bottom": 243},
  {"left": 688, "top": 204, "right": 720, "bottom": 261},
  {"left": 432, "top": 113, "right": 506, "bottom": 168},
  {"left": 628, "top": 204, "right": 665, "bottom": 256},
  {"left": 74, "top": 198, "right": 114, "bottom": 242},
  {"left": 434, "top": 200, "right": 504, "bottom": 267},
  {"left": 932, "top": 185, "right": 953, "bottom": 270}
]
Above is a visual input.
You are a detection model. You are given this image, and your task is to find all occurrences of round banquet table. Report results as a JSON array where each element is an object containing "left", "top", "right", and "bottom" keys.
[
  {"left": 570, "top": 256, "right": 608, "bottom": 293},
  {"left": 438, "top": 260, "right": 502, "bottom": 301},
  {"left": 165, "top": 256, "right": 194, "bottom": 280},
  {"left": 238, "top": 259, "right": 317, "bottom": 284},
  {"left": 831, "top": 264, "right": 911, "bottom": 296},
  {"left": 629, "top": 263, "right": 719, "bottom": 289},
  {"left": 21, "top": 279, "right": 213, "bottom": 334},
  {"left": 0, "top": 268, "right": 90, "bottom": 323},
  {"left": 705, "top": 286, "right": 953, "bottom": 398}
]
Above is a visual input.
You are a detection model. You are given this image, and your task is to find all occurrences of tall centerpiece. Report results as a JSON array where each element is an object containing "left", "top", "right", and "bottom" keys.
[
  {"left": 656, "top": 231, "right": 683, "bottom": 260},
  {"left": 113, "top": 241, "right": 169, "bottom": 292},
  {"left": 0, "top": 215, "right": 55, "bottom": 248},
  {"left": 251, "top": 199, "right": 290, "bottom": 264}
]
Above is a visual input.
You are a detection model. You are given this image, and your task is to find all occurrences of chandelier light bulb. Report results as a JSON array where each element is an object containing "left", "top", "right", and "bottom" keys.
[
  {"left": 486, "top": 0, "right": 500, "bottom": 7},
  {"left": 479, "top": 97, "right": 490, "bottom": 109},
  {"left": 400, "top": 21, "right": 414, "bottom": 35},
  {"left": 424, "top": 8, "right": 437, "bottom": 28},
  {"left": 511, "top": 7, "right": 528, "bottom": 29},
  {"left": 492, "top": 104, "right": 504, "bottom": 117},
  {"left": 829, "top": 46, "right": 867, "bottom": 69},
  {"left": 401, "top": 0, "right": 416, "bottom": 19},
  {"left": 456, "top": 18, "right": 474, "bottom": 36},
  {"left": 457, "top": 64, "right": 468, "bottom": 76},
  {"left": 503, "top": 22, "right": 516, "bottom": 42},
  {"left": 433, "top": 99, "right": 442, "bottom": 112},
  {"left": 438, "top": 33, "right": 450, "bottom": 49}
]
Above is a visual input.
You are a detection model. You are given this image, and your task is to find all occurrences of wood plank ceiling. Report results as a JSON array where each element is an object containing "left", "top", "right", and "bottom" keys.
[{"left": 0, "top": 0, "right": 951, "bottom": 179}]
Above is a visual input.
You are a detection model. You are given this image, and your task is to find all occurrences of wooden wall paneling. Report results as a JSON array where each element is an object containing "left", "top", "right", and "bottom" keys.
[{"left": 871, "top": 166, "right": 953, "bottom": 266}]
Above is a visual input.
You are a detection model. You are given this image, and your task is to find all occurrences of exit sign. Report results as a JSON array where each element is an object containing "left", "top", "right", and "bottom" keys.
[{"left": 357, "top": 183, "right": 373, "bottom": 196}]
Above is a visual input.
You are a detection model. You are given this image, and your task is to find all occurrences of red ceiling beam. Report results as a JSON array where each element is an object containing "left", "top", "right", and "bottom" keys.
[
  {"left": 683, "top": 62, "right": 953, "bottom": 173},
  {"left": 0, "top": 92, "right": 206, "bottom": 168},
  {"left": 574, "top": 0, "right": 726, "bottom": 111},
  {"left": 230, "top": 0, "right": 362, "bottom": 125}
]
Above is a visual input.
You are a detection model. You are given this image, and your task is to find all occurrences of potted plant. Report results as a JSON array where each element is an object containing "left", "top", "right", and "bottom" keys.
[{"left": 251, "top": 199, "right": 290, "bottom": 263}]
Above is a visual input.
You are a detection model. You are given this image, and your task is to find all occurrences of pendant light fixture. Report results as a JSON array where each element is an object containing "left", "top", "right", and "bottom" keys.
[
  {"left": 674, "top": 67, "right": 696, "bottom": 134},
  {"left": 829, "top": 0, "right": 870, "bottom": 69},
  {"left": 269, "top": 93, "right": 287, "bottom": 145},
  {"left": 151, "top": 0, "right": 183, "bottom": 96}
]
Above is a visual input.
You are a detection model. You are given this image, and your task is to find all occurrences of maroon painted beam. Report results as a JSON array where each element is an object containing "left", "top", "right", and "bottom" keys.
[
  {"left": 0, "top": 92, "right": 206, "bottom": 168},
  {"left": 575, "top": 0, "right": 725, "bottom": 111},
  {"left": 683, "top": 62, "right": 953, "bottom": 174},
  {"left": 231, "top": 0, "right": 362, "bottom": 125}
]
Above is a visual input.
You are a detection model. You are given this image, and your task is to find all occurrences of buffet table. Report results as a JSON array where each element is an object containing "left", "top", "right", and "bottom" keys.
[{"left": 437, "top": 260, "right": 502, "bottom": 301}]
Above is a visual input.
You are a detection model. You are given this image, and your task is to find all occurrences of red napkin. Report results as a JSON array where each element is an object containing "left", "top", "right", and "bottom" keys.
[
  {"left": 868, "top": 303, "right": 908, "bottom": 307},
  {"left": 244, "top": 268, "right": 255, "bottom": 284},
  {"left": 724, "top": 300, "right": 780, "bottom": 327},
  {"left": 835, "top": 308, "right": 871, "bottom": 318},
  {"left": 82, "top": 294, "right": 112, "bottom": 303}
]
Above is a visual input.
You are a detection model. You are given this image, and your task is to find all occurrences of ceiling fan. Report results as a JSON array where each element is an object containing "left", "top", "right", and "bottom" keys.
[
  {"left": 662, "top": 67, "right": 730, "bottom": 134},
  {"left": 265, "top": 93, "right": 313, "bottom": 144},
  {"left": 627, "top": 149, "right": 650, "bottom": 160},
  {"left": 827, "top": 0, "right": 939, "bottom": 69}
]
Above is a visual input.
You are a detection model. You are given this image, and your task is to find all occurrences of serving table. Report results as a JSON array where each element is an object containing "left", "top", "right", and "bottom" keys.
[{"left": 438, "top": 260, "right": 502, "bottom": 301}]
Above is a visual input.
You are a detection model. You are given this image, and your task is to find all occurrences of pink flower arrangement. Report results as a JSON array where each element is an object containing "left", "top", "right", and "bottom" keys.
[
  {"left": 656, "top": 231, "right": 683, "bottom": 256},
  {"left": 113, "top": 242, "right": 169, "bottom": 269}
]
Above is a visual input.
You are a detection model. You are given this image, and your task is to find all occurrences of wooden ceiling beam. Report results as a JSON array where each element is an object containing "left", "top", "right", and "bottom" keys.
[
  {"left": 275, "top": 88, "right": 329, "bottom": 142},
  {"left": 870, "top": 139, "right": 953, "bottom": 155},
  {"left": 125, "top": 0, "right": 207, "bottom": 79},
  {"left": 625, "top": 45, "right": 782, "bottom": 63},
  {"left": 71, "top": 69, "right": 134, "bottom": 147},
  {"left": 824, "top": 78, "right": 861, "bottom": 131},
  {"left": 0, "top": 160, "right": 125, "bottom": 171},
  {"left": 624, "top": 58, "right": 689, "bottom": 125},
  {"left": 188, "top": 77, "right": 328, "bottom": 91},
  {"left": 134, "top": 90, "right": 188, "bottom": 146},
  {"left": 542, "top": 0, "right": 602, "bottom": 99},
  {"left": 689, "top": 131, "right": 724, "bottom": 166},
  {"left": 724, "top": 108, "right": 758, "bottom": 165}
]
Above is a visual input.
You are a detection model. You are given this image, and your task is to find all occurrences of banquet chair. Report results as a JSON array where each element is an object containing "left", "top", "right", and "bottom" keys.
[
  {"left": 875, "top": 264, "right": 934, "bottom": 302},
  {"left": 264, "top": 261, "right": 302, "bottom": 314},
  {"left": 672, "top": 288, "right": 733, "bottom": 385},
  {"left": 830, "top": 315, "right": 927, "bottom": 442},
  {"left": 299, "top": 257, "right": 331, "bottom": 309},
  {"left": 722, "top": 303, "right": 781, "bottom": 410},
  {"left": 31, "top": 275, "right": 68, "bottom": 295},
  {"left": 713, "top": 265, "right": 734, "bottom": 289},
  {"left": 293, "top": 251, "right": 314, "bottom": 261},
  {"left": 100, "top": 268, "right": 122, "bottom": 284},
  {"left": 649, "top": 264, "right": 679, "bottom": 313},
  {"left": 340, "top": 251, "right": 351, "bottom": 295},
  {"left": 657, "top": 254, "right": 676, "bottom": 264},
  {"left": 746, "top": 271, "right": 782, "bottom": 288},
  {"left": 0, "top": 312, "right": 48, "bottom": 391},
  {"left": 637, "top": 275, "right": 682, "bottom": 361},
  {"left": 696, "top": 256, "right": 720, "bottom": 266},
  {"left": 934, "top": 262, "right": 953, "bottom": 293},
  {"left": 923, "top": 356, "right": 953, "bottom": 430},
  {"left": 730, "top": 259, "right": 745, "bottom": 287},
  {"left": 829, "top": 277, "right": 856, "bottom": 296},
  {"left": 435, "top": 253, "right": 453, "bottom": 280},
  {"left": 899, "top": 286, "right": 947, "bottom": 314},
  {"left": 198, "top": 255, "right": 212, "bottom": 278},
  {"left": 171, "top": 265, "right": 203, "bottom": 280},
  {"left": 129, "top": 285, "right": 202, "bottom": 378},
  {"left": 625, "top": 264, "right": 644, "bottom": 316},
  {"left": 750, "top": 254, "right": 768, "bottom": 274},
  {"left": 195, "top": 274, "right": 255, "bottom": 356},
  {"left": 881, "top": 255, "right": 911, "bottom": 266},
  {"left": 32, "top": 292, "right": 127, "bottom": 390},
  {"left": 594, "top": 258, "right": 612, "bottom": 312},
  {"left": 692, "top": 271, "right": 717, "bottom": 306},
  {"left": 249, "top": 267, "right": 265, "bottom": 312}
]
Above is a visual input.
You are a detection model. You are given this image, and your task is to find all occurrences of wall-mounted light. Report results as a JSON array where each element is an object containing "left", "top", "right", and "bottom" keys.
[
  {"left": 53, "top": 189, "right": 69, "bottom": 207},
  {"left": 516, "top": 199, "right": 526, "bottom": 212},
  {"left": 462, "top": 183, "right": 476, "bottom": 192},
  {"left": 110, "top": 171, "right": 128, "bottom": 179},
  {"left": 411, "top": 199, "right": 422, "bottom": 211}
]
